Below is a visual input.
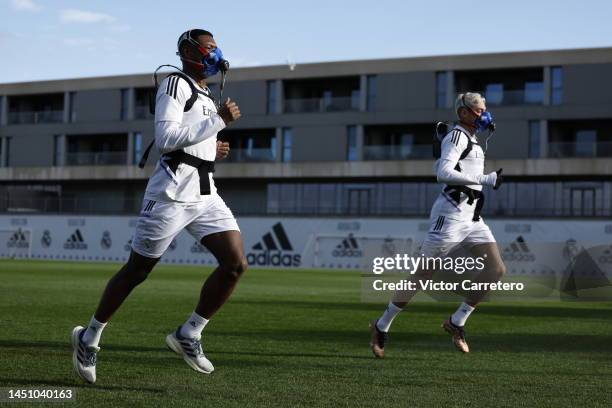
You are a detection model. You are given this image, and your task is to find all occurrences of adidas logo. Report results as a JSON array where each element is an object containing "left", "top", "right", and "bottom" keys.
[
  {"left": 502, "top": 235, "right": 535, "bottom": 262},
  {"left": 64, "top": 229, "right": 88, "bottom": 250},
  {"left": 247, "top": 222, "right": 301, "bottom": 267},
  {"left": 7, "top": 229, "right": 29, "bottom": 249},
  {"left": 332, "top": 234, "right": 363, "bottom": 258}
]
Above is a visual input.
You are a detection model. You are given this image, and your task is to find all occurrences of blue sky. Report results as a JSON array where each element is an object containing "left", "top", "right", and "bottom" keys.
[{"left": 1, "top": 0, "right": 611, "bottom": 83}]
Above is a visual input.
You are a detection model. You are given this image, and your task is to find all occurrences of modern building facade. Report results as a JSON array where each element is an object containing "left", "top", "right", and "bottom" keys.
[{"left": 1, "top": 47, "right": 611, "bottom": 218}]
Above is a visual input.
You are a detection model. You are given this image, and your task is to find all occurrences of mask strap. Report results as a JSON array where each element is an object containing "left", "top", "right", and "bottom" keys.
[{"left": 217, "top": 70, "right": 227, "bottom": 109}]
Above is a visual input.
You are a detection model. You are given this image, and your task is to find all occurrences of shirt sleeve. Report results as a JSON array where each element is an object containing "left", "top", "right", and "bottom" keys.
[
  {"left": 153, "top": 76, "right": 226, "bottom": 153},
  {"left": 436, "top": 130, "right": 484, "bottom": 185}
]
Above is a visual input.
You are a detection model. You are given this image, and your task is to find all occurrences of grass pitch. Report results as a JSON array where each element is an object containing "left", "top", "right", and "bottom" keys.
[{"left": 1, "top": 260, "right": 611, "bottom": 407}]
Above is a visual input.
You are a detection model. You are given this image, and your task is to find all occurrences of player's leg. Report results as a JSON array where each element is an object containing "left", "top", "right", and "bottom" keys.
[
  {"left": 370, "top": 216, "right": 468, "bottom": 358},
  {"left": 369, "top": 263, "right": 434, "bottom": 358},
  {"left": 166, "top": 196, "right": 245, "bottom": 373},
  {"left": 72, "top": 199, "right": 183, "bottom": 382},
  {"left": 71, "top": 251, "right": 159, "bottom": 383},
  {"left": 196, "top": 230, "right": 247, "bottom": 318},
  {"left": 443, "top": 222, "right": 505, "bottom": 352}
]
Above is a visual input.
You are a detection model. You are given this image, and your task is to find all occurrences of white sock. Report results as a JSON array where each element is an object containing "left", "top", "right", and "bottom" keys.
[
  {"left": 451, "top": 302, "right": 475, "bottom": 327},
  {"left": 81, "top": 316, "right": 107, "bottom": 348},
  {"left": 180, "top": 311, "right": 209, "bottom": 339},
  {"left": 376, "top": 302, "right": 403, "bottom": 332}
]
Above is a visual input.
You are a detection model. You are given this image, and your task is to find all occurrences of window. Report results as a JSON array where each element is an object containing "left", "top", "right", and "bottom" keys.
[
  {"left": 133, "top": 132, "right": 142, "bottom": 164},
  {"left": 551, "top": 66, "right": 563, "bottom": 105},
  {"left": 399, "top": 134, "right": 414, "bottom": 158},
  {"left": 575, "top": 130, "right": 596, "bottom": 157},
  {"left": 120, "top": 88, "right": 129, "bottom": 120},
  {"left": 524, "top": 82, "right": 544, "bottom": 104},
  {"left": 485, "top": 83, "right": 503, "bottom": 105},
  {"left": 436, "top": 72, "right": 448, "bottom": 108},
  {"left": 346, "top": 126, "right": 358, "bottom": 161},
  {"left": 322, "top": 90, "right": 332, "bottom": 110},
  {"left": 266, "top": 80, "right": 277, "bottom": 114},
  {"left": 528, "top": 121, "right": 541, "bottom": 158},
  {"left": 366, "top": 75, "right": 377, "bottom": 111},
  {"left": 282, "top": 127, "right": 292, "bottom": 162},
  {"left": 351, "top": 89, "right": 360, "bottom": 110}
]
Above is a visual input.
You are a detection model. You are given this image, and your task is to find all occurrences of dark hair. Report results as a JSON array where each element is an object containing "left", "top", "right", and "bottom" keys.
[{"left": 178, "top": 29, "right": 214, "bottom": 52}]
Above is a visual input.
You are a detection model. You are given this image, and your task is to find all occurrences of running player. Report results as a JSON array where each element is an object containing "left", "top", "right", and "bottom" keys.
[
  {"left": 71, "top": 29, "right": 245, "bottom": 383},
  {"left": 370, "top": 92, "right": 506, "bottom": 357}
]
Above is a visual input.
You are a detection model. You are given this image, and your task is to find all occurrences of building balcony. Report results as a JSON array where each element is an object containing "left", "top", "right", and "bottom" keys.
[
  {"left": 225, "top": 148, "right": 277, "bottom": 163},
  {"left": 134, "top": 105, "right": 154, "bottom": 120},
  {"left": 479, "top": 88, "right": 544, "bottom": 106},
  {"left": 284, "top": 96, "right": 360, "bottom": 113},
  {"left": 548, "top": 141, "right": 612, "bottom": 158},
  {"left": 363, "top": 144, "right": 432, "bottom": 160},
  {"left": 65, "top": 151, "right": 128, "bottom": 166},
  {"left": 8, "top": 110, "right": 64, "bottom": 125}
]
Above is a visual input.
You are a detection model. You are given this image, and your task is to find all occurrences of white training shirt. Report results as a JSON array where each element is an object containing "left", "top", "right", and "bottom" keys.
[
  {"left": 143, "top": 74, "right": 226, "bottom": 203},
  {"left": 431, "top": 124, "right": 488, "bottom": 218}
]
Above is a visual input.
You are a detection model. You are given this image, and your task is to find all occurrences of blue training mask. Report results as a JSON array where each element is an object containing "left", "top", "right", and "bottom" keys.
[
  {"left": 474, "top": 111, "right": 494, "bottom": 133},
  {"left": 176, "top": 29, "right": 229, "bottom": 78}
]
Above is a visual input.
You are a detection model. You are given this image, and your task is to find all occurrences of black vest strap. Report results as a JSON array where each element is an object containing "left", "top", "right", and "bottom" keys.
[
  {"left": 162, "top": 150, "right": 215, "bottom": 195},
  {"left": 443, "top": 185, "right": 485, "bottom": 221}
]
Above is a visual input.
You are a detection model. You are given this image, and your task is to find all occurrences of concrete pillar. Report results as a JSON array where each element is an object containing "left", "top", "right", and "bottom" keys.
[
  {"left": 356, "top": 125, "right": 364, "bottom": 161},
  {"left": 543, "top": 67, "right": 551, "bottom": 106},
  {"left": 0, "top": 137, "right": 7, "bottom": 167},
  {"left": 275, "top": 79, "right": 283, "bottom": 114},
  {"left": 126, "top": 132, "right": 134, "bottom": 165},
  {"left": 275, "top": 127, "right": 282, "bottom": 161},
  {"left": 359, "top": 75, "right": 368, "bottom": 111},
  {"left": 52, "top": 134, "right": 66, "bottom": 166},
  {"left": 127, "top": 88, "right": 136, "bottom": 120},
  {"left": 63, "top": 91, "right": 71, "bottom": 123},
  {"left": 540, "top": 120, "right": 548, "bottom": 158},
  {"left": 0, "top": 95, "right": 7, "bottom": 126},
  {"left": 445, "top": 70, "right": 455, "bottom": 108}
]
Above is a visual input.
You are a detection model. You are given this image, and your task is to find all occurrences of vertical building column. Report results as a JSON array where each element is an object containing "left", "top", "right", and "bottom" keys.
[
  {"left": 0, "top": 95, "right": 8, "bottom": 126},
  {"left": 356, "top": 125, "right": 364, "bottom": 160},
  {"left": 445, "top": 70, "right": 455, "bottom": 108},
  {"left": 126, "top": 132, "right": 134, "bottom": 165},
  {"left": 275, "top": 127, "right": 283, "bottom": 161},
  {"left": 543, "top": 67, "right": 551, "bottom": 106},
  {"left": 359, "top": 75, "right": 368, "bottom": 111},
  {"left": 127, "top": 88, "right": 136, "bottom": 120},
  {"left": 275, "top": 79, "right": 283, "bottom": 114},
  {"left": 0, "top": 137, "right": 7, "bottom": 167},
  {"left": 540, "top": 120, "right": 548, "bottom": 158},
  {"left": 63, "top": 91, "right": 71, "bottom": 123}
]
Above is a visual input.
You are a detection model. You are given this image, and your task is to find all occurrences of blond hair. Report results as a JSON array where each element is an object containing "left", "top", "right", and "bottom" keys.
[{"left": 455, "top": 92, "right": 486, "bottom": 119}]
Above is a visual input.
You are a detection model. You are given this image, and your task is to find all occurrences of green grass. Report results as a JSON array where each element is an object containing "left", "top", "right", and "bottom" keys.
[{"left": 1, "top": 260, "right": 611, "bottom": 407}]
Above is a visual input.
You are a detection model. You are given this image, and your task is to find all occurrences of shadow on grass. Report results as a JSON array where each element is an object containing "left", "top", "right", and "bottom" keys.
[
  {"left": 230, "top": 299, "right": 612, "bottom": 320},
  {"left": 2, "top": 326, "right": 612, "bottom": 357}
]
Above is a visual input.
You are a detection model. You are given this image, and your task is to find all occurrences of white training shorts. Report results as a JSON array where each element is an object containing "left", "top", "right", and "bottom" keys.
[
  {"left": 420, "top": 214, "right": 496, "bottom": 258},
  {"left": 131, "top": 193, "right": 240, "bottom": 258}
]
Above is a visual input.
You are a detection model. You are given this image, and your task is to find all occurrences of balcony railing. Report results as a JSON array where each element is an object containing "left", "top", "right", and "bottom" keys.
[
  {"left": 284, "top": 96, "right": 360, "bottom": 113},
  {"left": 363, "top": 144, "right": 432, "bottom": 160},
  {"left": 8, "top": 110, "right": 64, "bottom": 124},
  {"left": 474, "top": 88, "right": 544, "bottom": 106},
  {"left": 548, "top": 141, "right": 612, "bottom": 158},
  {"left": 134, "top": 105, "right": 154, "bottom": 120},
  {"left": 225, "top": 148, "right": 276, "bottom": 163},
  {"left": 65, "top": 151, "right": 127, "bottom": 166}
]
